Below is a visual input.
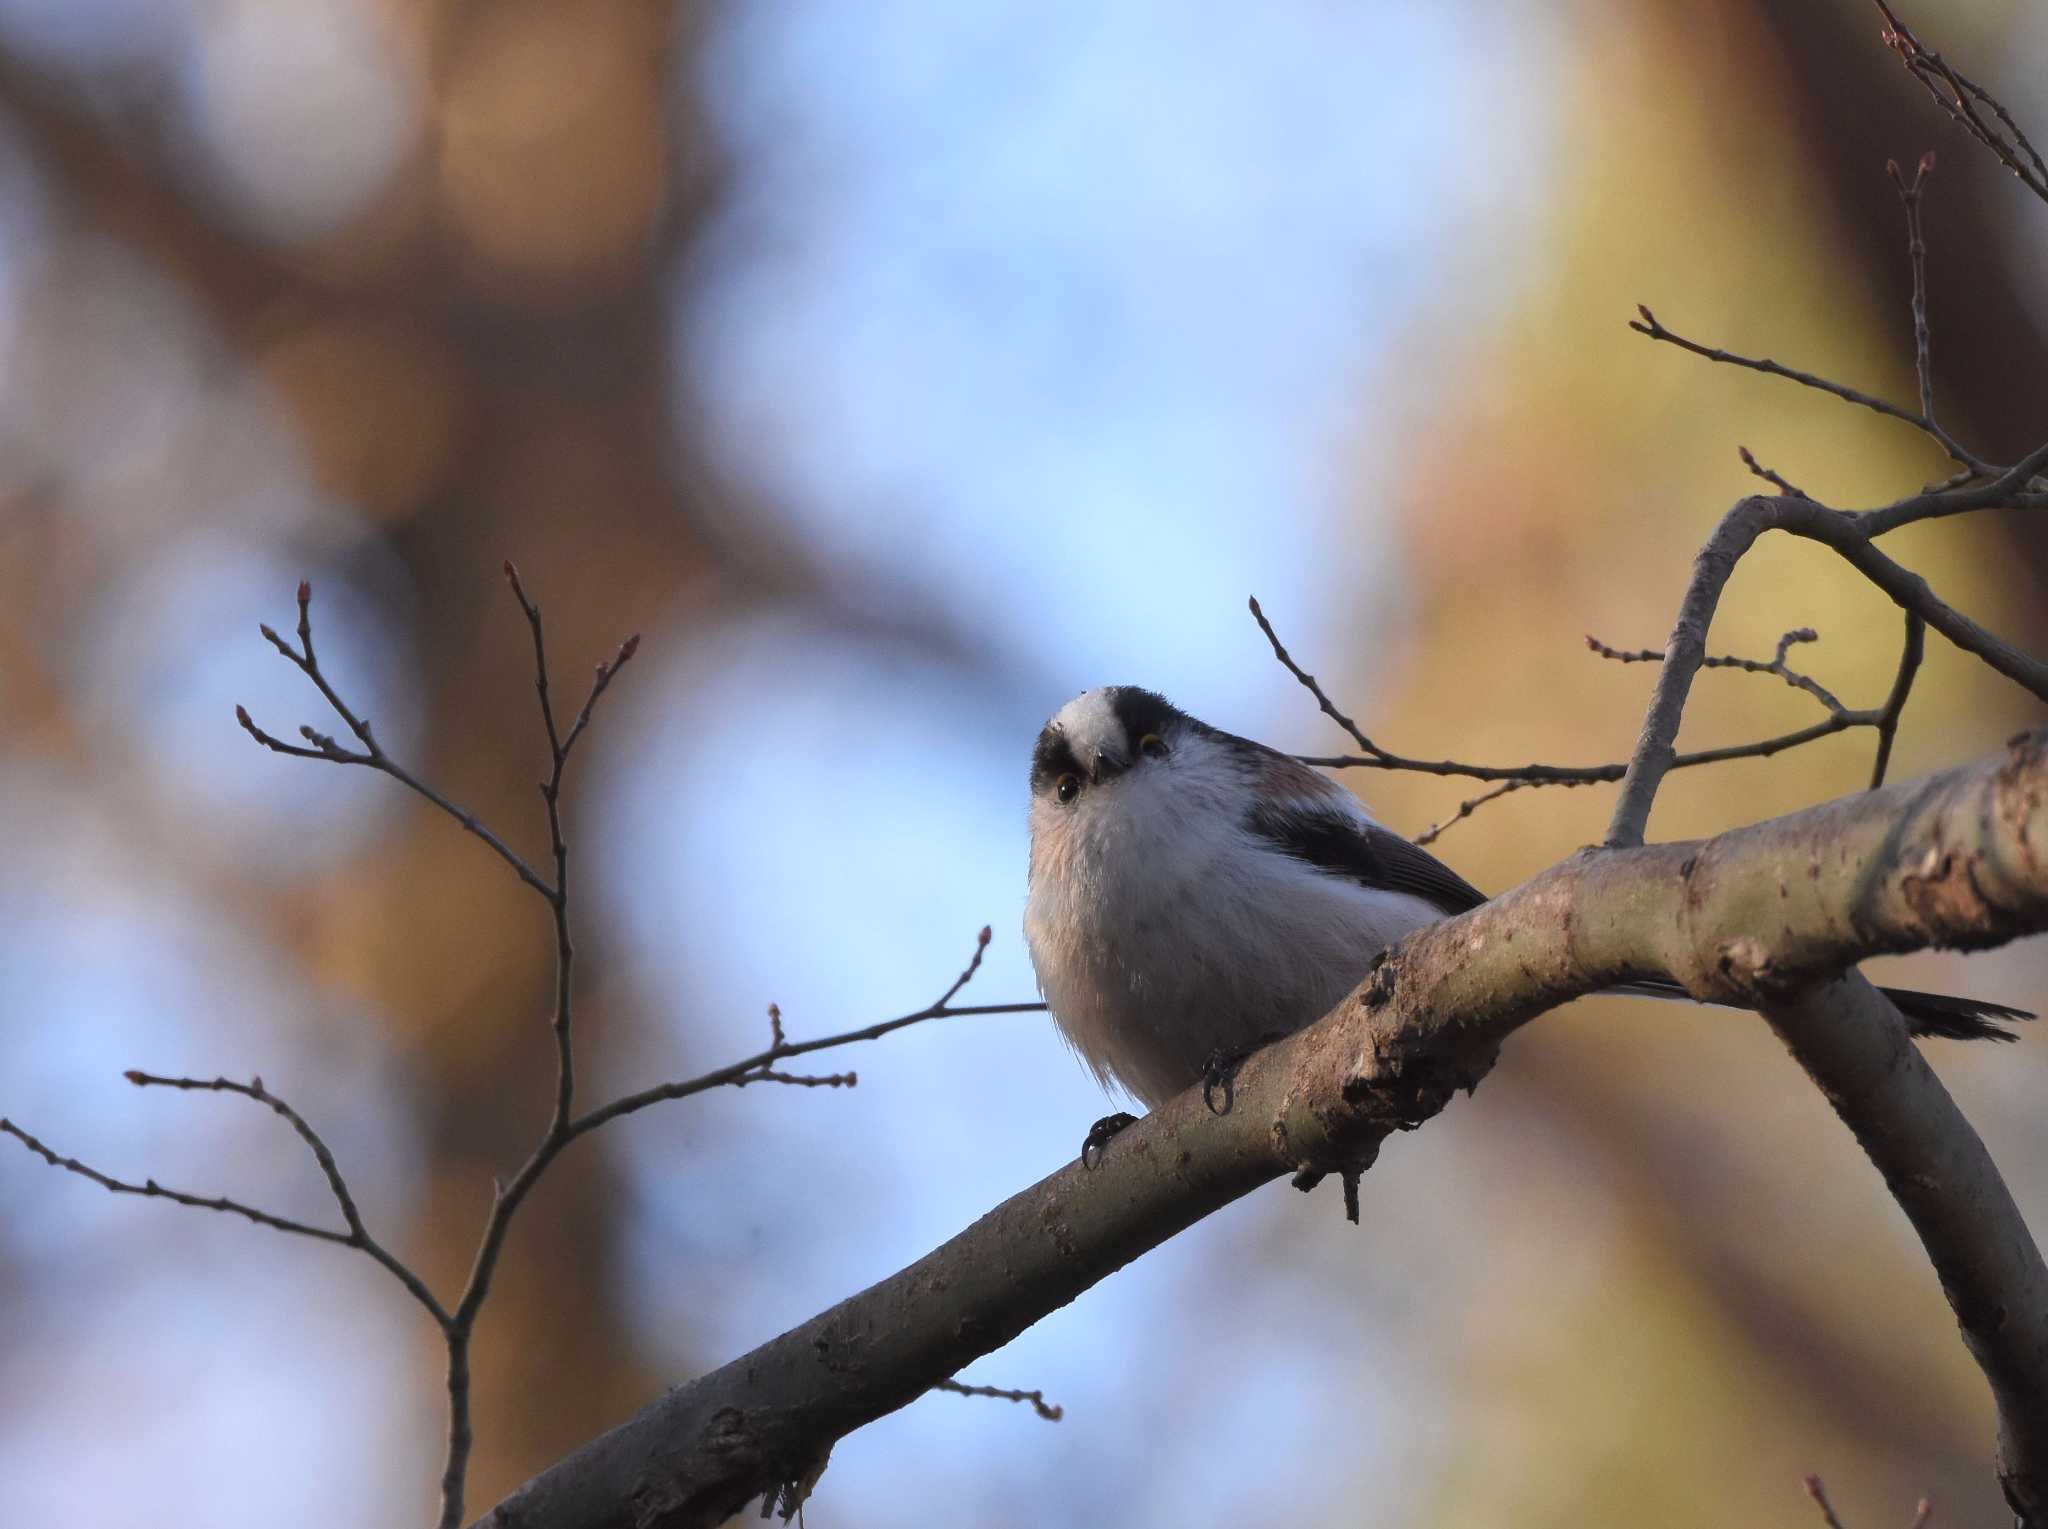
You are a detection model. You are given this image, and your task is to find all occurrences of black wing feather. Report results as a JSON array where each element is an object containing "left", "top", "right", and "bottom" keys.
[{"left": 1247, "top": 802, "right": 1488, "bottom": 916}]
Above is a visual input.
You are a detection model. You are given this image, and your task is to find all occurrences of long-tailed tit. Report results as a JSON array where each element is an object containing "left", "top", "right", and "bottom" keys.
[{"left": 1024, "top": 686, "right": 2028, "bottom": 1125}]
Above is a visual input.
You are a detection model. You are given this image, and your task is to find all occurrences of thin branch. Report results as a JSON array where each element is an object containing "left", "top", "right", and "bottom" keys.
[
  {"left": 1806, "top": 1474, "right": 1851, "bottom": 1529},
  {"left": 1605, "top": 482, "right": 2048, "bottom": 847},
  {"left": 573, "top": 928, "right": 1038, "bottom": 1137},
  {"left": 426, "top": 567, "right": 641, "bottom": 1529},
  {"left": 1855, "top": 438, "right": 2048, "bottom": 536},
  {"left": 932, "top": 1378, "right": 1064, "bottom": 1422},
  {"left": 1630, "top": 304, "right": 1993, "bottom": 477},
  {"left": 1246, "top": 594, "right": 1376, "bottom": 754},
  {"left": 1873, "top": 1, "right": 2048, "bottom": 204},
  {"left": 1414, "top": 779, "right": 1541, "bottom": 847},
  {"left": 1887, "top": 152, "right": 1939, "bottom": 428},
  {"left": 20, "top": 571, "right": 1045, "bottom": 1529},
  {"left": 1781, "top": 499, "right": 2048, "bottom": 702},
  {"left": 121, "top": 1071, "right": 451, "bottom": 1325},
  {"left": 237, "top": 584, "right": 558, "bottom": 902},
  {"left": 2, "top": 1115, "right": 353, "bottom": 1245},
  {"left": 1255, "top": 597, "right": 1917, "bottom": 846},
  {"left": 1869, "top": 612, "right": 1925, "bottom": 789},
  {"left": 1588, "top": 626, "right": 1846, "bottom": 713},
  {"left": 1739, "top": 444, "right": 1811, "bottom": 500}
]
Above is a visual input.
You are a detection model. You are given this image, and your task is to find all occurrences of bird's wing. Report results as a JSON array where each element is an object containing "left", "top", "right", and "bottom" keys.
[{"left": 1238, "top": 740, "right": 1488, "bottom": 916}]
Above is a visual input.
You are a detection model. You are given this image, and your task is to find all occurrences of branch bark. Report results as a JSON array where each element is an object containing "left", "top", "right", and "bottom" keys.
[
  {"left": 478, "top": 731, "right": 2048, "bottom": 1529},
  {"left": 1761, "top": 976, "right": 2048, "bottom": 1521}
]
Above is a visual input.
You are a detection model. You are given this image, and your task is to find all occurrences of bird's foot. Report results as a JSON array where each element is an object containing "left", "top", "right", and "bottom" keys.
[
  {"left": 1080, "top": 1112, "right": 1138, "bottom": 1170},
  {"left": 1201, "top": 1032, "right": 1288, "bottom": 1116}
]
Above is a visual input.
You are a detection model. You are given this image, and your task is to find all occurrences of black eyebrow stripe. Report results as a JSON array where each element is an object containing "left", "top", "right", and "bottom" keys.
[
  {"left": 1030, "top": 728, "right": 1082, "bottom": 794},
  {"left": 1246, "top": 802, "right": 1487, "bottom": 916}
]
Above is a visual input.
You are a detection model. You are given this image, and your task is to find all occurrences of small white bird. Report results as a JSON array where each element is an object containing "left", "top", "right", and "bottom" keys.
[{"left": 1024, "top": 686, "right": 2026, "bottom": 1124}]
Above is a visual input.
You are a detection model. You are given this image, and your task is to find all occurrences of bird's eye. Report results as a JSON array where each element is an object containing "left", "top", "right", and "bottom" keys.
[
  {"left": 1055, "top": 773, "right": 1081, "bottom": 804},
  {"left": 1138, "top": 733, "right": 1168, "bottom": 759}
]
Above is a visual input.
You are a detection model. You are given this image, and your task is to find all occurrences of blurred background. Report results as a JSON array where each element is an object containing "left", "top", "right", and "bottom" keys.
[{"left": 1, "top": 0, "right": 2046, "bottom": 1523}]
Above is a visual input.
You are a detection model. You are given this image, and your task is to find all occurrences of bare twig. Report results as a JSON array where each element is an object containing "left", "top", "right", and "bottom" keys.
[
  {"left": 1869, "top": 612, "right": 1926, "bottom": 789},
  {"left": 574, "top": 927, "right": 1040, "bottom": 1136},
  {"left": 123, "top": 1072, "right": 451, "bottom": 1324},
  {"left": 1605, "top": 477, "right": 2048, "bottom": 847},
  {"left": 1856, "top": 439, "right": 2048, "bottom": 536},
  {"left": 1630, "top": 304, "right": 1993, "bottom": 477},
  {"left": 1256, "top": 598, "right": 1931, "bottom": 846},
  {"left": 237, "top": 583, "right": 557, "bottom": 902},
  {"left": 1873, "top": 1, "right": 2048, "bottom": 204},
  {"left": 1257, "top": 597, "right": 1857, "bottom": 790},
  {"left": 1739, "top": 444, "right": 1811, "bottom": 500},
  {"left": 29, "top": 575, "right": 1043, "bottom": 1525},
  {"left": 1413, "top": 779, "right": 1540, "bottom": 847},
  {"left": 933, "top": 1378, "right": 1064, "bottom": 1422},
  {"left": 1806, "top": 1474, "right": 1851, "bottom": 1529},
  {"left": 1, "top": 1115, "right": 356, "bottom": 1246},
  {"left": 1588, "top": 626, "right": 1847, "bottom": 712},
  {"left": 1887, "top": 153, "right": 1939, "bottom": 428},
  {"left": 1246, "top": 594, "right": 1377, "bottom": 755}
]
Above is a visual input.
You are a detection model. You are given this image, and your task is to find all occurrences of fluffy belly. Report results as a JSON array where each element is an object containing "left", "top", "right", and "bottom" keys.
[{"left": 1028, "top": 857, "right": 1443, "bottom": 1108}]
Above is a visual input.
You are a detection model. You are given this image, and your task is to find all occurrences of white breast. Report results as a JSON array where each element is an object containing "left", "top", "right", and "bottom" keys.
[{"left": 1024, "top": 746, "right": 1443, "bottom": 1108}]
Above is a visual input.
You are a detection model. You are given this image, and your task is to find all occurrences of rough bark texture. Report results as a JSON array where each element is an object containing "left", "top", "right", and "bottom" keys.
[{"left": 479, "top": 732, "right": 2048, "bottom": 1529}]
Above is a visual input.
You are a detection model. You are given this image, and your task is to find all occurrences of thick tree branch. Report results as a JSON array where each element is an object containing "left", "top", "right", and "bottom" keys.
[
  {"left": 1762, "top": 976, "right": 2048, "bottom": 1522},
  {"left": 476, "top": 733, "right": 2048, "bottom": 1529}
]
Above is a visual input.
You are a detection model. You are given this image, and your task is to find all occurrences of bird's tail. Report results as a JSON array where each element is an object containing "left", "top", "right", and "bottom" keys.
[{"left": 1609, "top": 978, "right": 2031, "bottom": 1043}]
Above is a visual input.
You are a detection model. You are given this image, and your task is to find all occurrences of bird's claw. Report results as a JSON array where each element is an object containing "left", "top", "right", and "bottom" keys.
[
  {"left": 1080, "top": 1112, "right": 1137, "bottom": 1169},
  {"left": 1202, "top": 1047, "right": 1245, "bottom": 1115},
  {"left": 1201, "top": 1032, "right": 1288, "bottom": 1115}
]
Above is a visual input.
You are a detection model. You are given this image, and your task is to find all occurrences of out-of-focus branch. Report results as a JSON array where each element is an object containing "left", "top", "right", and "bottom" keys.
[
  {"left": 1874, "top": 0, "right": 2048, "bottom": 204},
  {"left": 474, "top": 734, "right": 2048, "bottom": 1529}
]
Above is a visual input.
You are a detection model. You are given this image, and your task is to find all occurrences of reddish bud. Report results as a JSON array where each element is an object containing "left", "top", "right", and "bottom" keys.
[
  {"left": 259, "top": 623, "right": 279, "bottom": 644},
  {"left": 235, "top": 705, "right": 252, "bottom": 726},
  {"left": 297, "top": 580, "right": 311, "bottom": 603},
  {"left": 977, "top": 925, "right": 992, "bottom": 947},
  {"left": 619, "top": 633, "right": 641, "bottom": 662},
  {"left": 123, "top": 1070, "right": 146, "bottom": 1085},
  {"left": 1919, "top": 149, "right": 1936, "bottom": 175},
  {"left": 252, "top": 1075, "right": 264, "bottom": 1092},
  {"left": 1886, "top": 157, "right": 1901, "bottom": 180}
]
